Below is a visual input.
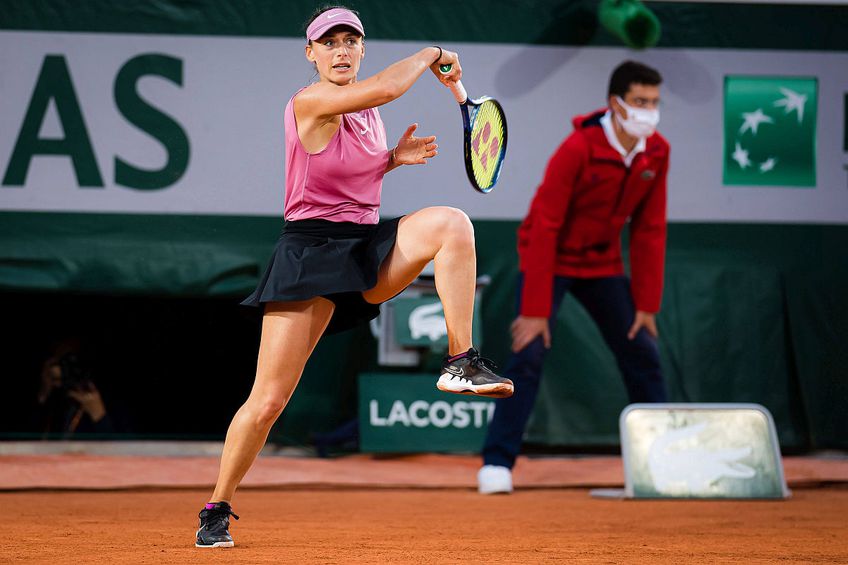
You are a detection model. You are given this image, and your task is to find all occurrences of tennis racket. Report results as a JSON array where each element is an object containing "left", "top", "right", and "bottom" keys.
[{"left": 439, "top": 64, "right": 507, "bottom": 193}]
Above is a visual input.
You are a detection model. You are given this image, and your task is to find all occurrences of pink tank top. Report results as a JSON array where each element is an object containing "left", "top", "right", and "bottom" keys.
[{"left": 283, "top": 90, "right": 389, "bottom": 224}]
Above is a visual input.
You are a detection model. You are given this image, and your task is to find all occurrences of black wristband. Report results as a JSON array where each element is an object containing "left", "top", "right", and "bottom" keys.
[{"left": 432, "top": 46, "right": 442, "bottom": 65}]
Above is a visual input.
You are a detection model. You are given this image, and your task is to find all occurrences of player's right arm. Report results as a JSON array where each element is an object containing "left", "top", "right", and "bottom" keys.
[{"left": 296, "top": 47, "right": 460, "bottom": 120}]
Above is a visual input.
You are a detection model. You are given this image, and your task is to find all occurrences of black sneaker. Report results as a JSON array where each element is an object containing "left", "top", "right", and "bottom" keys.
[
  {"left": 437, "top": 348, "right": 514, "bottom": 398},
  {"left": 195, "top": 501, "right": 239, "bottom": 548}
]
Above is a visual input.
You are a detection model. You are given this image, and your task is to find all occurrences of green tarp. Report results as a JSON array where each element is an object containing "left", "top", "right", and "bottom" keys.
[{"left": 1, "top": 213, "right": 847, "bottom": 449}]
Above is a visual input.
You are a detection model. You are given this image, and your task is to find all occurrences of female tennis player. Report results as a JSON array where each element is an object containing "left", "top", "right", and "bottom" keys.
[{"left": 195, "top": 6, "right": 513, "bottom": 548}]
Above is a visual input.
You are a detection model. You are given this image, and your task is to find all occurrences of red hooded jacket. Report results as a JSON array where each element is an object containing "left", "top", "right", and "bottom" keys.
[{"left": 518, "top": 109, "right": 669, "bottom": 317}]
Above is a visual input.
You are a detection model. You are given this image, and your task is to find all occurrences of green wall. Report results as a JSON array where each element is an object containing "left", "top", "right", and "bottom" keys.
[{"left": 2, "top": 212, "right": 845, "bottom": 449}]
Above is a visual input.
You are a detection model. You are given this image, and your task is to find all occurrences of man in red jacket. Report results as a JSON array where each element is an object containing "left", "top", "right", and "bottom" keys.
[{"left": 479, "top": 61, "right": 669, "bottom": 494}]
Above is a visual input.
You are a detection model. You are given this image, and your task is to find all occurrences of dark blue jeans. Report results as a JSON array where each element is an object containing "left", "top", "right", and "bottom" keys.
[{"left": 482, "top": 275, "right": 667, "bottom": 469}]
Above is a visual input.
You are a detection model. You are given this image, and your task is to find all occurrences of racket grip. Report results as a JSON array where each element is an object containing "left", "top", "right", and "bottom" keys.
[{"left": 448, "top": 80, "right": 468, "bottom": 104}]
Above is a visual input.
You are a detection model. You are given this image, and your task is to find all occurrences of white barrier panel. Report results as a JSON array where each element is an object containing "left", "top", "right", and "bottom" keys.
[{"left": 595, "top": 403, "right": 789, "bottom": 499}]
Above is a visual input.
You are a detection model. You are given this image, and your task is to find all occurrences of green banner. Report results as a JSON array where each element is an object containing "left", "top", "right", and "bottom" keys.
[
  {"left": 723, "top": 76, "right": 817, "bottom": 187},
  {"left": 358, "top": 373, "right": 494, "bottom": 453}
]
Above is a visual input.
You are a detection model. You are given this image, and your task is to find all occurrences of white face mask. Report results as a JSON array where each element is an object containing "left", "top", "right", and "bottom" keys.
[{"left": 614, "top": 96, "right": 660, "bottom": 138}]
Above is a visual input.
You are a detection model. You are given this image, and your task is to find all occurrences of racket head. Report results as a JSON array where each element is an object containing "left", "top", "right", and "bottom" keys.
[{"left": 461, "top": 96, "right": 508, "bottom": 193}]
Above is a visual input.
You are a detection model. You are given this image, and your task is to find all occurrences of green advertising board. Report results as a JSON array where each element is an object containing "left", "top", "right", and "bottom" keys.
[
  {"left": 359, "top": 373, "right": 494, "bottom": 453},
  {"left": 723, "top": 76, "right": 818, "bottom": 187},
  {"left": 390, "top": 295, "right": 483, "bottom": 349}
]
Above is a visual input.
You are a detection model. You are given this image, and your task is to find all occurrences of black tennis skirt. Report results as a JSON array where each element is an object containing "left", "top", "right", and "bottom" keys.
[{"left": 241, "top": 217, "right": 402, "bottom": 334}]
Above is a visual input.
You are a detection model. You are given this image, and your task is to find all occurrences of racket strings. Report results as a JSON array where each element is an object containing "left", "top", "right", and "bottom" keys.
[{"left": 469, "top": 101, "right": 506, "bottom": 189}]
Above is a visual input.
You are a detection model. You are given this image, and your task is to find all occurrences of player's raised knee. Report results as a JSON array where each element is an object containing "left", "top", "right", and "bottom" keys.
[{"left": 436, "top": 206, "right": 474, "bottom": 244}]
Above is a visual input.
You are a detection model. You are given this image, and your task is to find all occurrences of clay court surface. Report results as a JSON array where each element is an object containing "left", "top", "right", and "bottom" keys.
[
  {"left": 2, "top": 452, "right": 848, "bottom": 563},
  {"left": 2, "top": 487, "right": 847, "bottom": 564}
]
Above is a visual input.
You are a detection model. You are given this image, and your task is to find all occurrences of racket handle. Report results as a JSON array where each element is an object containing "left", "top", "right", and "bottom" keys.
[
  {"left": 448, "top": 80, "right": 467, "bottom": 104},
  {"left": 438, "top": 64, "right": 467, "bottom": 104}
]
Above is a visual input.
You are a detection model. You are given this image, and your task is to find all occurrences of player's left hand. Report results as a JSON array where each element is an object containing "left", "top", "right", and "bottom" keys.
[
  {"left": 393, "top": 123, "right": 438, "bottom": 165},
  {"left": 628, "top": 310, "right": 658, "bottom": 340}
]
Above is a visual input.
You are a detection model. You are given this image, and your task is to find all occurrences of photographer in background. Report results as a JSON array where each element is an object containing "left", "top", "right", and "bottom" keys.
[{"left": 34, "top": 338, "right": 113, "bottom": 436}]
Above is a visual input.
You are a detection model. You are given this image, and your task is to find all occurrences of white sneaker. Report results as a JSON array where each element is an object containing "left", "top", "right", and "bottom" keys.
[{"left": 477, "top": 465, "right": 513, "bottom": 494}]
